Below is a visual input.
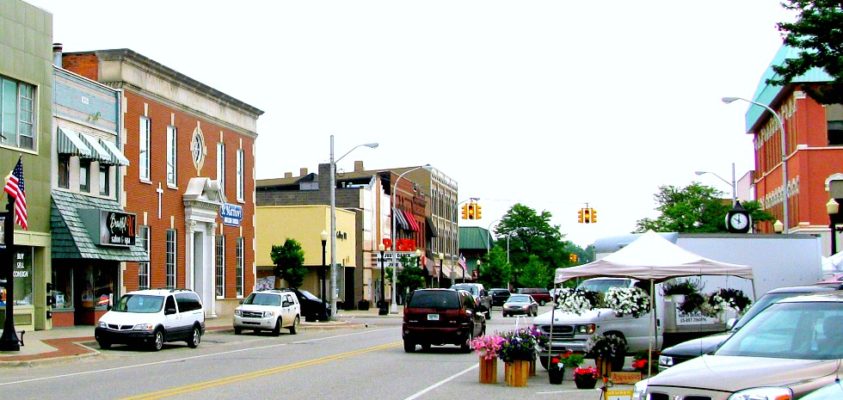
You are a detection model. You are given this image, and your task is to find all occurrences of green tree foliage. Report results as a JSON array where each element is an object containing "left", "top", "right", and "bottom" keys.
[
  {"left": 635, "top": 183, "right": 776, "bottom": 233},
  {"left": 396, "top": 255, "right": 426, "bottom": 294},
  {"left": 270, "top": 238, "right": 306, "bottom": 288},
  {"left": 478, "top": 245, "right": 511, "bottom": 288},
  {"left": 495, "top": 203, "right": 570, "bottom": 288},
  {"left": 519, "top": 255, "right": 550, "bottom": 288},
  {"left": 769, "top": 1, "right": 843, "bottom": 104}
]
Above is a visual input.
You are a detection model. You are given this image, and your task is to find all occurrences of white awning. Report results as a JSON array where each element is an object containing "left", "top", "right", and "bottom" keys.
[
  {"left": 98, "top": 138, "right": 130, "bottom": 166},
  {"left": 56, "top": 127, "right": 93, "bottom": 158},
  {"left": 77, "top": 132, "right": 114, "bottom": 164}
]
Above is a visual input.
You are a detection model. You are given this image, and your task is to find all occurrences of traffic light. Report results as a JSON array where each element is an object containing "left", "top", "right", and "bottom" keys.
[
  {"left": 583, "top": 208, "right": 591, "bottom": 223},
  {"left": 577, "top": 208, "right": 584, "bottom": 223},
  {"left": 461, "top": 203, "right": 469, "bottom": 219},
  {"left": 475, "top": 204, "right": 482, "bottom": 220},
  {"left": 46, "top": 282, "right": 55, "bottom": 306},
  {"left": 569, "top": 253, "right": 578, "bottom": 263},
  {"left": 467, "top": 203, "right": 476, "bottom": 220},
  {"left": 591, "top": 208, "right": 598, "bottom": 223}
]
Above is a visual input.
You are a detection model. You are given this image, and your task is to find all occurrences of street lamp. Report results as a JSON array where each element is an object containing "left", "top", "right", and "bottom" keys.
[
  {"left": 438, "top": 252, "right": 444, "bottom": 289},
  {"left": 320, "top": 230, "right": 328, "bottom": 305},
  {"left": 695, "top": 162, "right": 737, "bottom": 205},
  {"left": 330, "top": 135, "right": 378, "bottom": 317},
  {"left": 390, "top": 164, "right": 432, "bottom": 313},
  {"left": 723, "top": 96, "right": 788, "bottom": 231},
  {"left": 827, "top": 198, "right": 842, "bottom": 255},
  {"left": 378, "top": 244, "right": 387, "bottom": 315},
  {"left": 773, "top": 219, "right": 784, "bottom": 234}
]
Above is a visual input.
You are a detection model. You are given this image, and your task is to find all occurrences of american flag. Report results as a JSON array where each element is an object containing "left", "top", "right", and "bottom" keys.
[
  {"left": 458, "top": 254, "right": 467, "bottom": 270},
  {"left": 4, "top": 158, "right": 27, "bottom": 230}
]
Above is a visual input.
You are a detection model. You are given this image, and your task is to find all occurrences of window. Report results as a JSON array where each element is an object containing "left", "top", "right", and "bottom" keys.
[
  {"left": 166, "top": 229, "right": 176, "bottom": 289},
  {"left": 167, "top": 125, "right": 177, "bottom": 186},
  {"left": 216, "top": 235, "right": 225, "bottom": 297},
  {"left": 236, "top": 149, "right": 244, "bottom": 201},
  {"left": 0, "top": 76, "right": 36, "bottom": 151},
  {"left": 175, "top": 293, "right": 202, "bottom": 312},
  {"left": 99, "top": 165, "right": 110, "bottom": 196},
  {"left": 827, "top": 104, "right": 843, "bottom": 146},
  {"left": 216, "top": 142, "right": 225, "bottom": 192},
  {"left": 236, "top": 237, "right": 244, "bottom": 297},
  {"left": 138, "top": 225, "right": 150, "bottom": 290},
  {"left": 58, "top": 155, "right": 70, "bottom": 189},
  {"left": 139, "top": 116, "right": 150, "bottom": 181},
  {"left": 79, "top": 160, "right": 90, "bottom": 193}
]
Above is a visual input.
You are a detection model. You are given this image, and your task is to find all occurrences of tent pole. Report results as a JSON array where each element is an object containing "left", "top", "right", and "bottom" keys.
[{"left": 649, "top": 278, "right": 655, "bottom": 377}]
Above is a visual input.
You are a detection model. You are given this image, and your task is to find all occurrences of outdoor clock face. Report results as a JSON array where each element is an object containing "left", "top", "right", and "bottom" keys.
[{"left": 728, "top": 212, "right": 750, "bottom": 232}]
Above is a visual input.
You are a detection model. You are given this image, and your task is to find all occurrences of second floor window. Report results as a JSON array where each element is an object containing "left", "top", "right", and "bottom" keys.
[
  {"left": 0, "top": 76, "right": 36, "bottom": 151},
  {"left": 79, "top": 160, "right": 90, "bottom": 193},
  {"left": 99, "top": 165, "right": 110, "bottom": 196},
  {"left": 167, "top": 125, "right": 177, "bottom": 186},
  {"left": 236, "top": 149, "right": 244, "bottom": 201},
  {"left": 58, "top": 155, "right": 70, "bottom": 189},
  {"left": 139, "top": 116, "right": 150, "bottom": 181}
]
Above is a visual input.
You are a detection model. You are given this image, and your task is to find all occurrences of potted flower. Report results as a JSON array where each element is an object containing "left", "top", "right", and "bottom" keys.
[
  {"left": 555, "top": 288, "right": 601, "bottom": 315},
  {"left": 604, "top": 287, "right": 651, "bottom": 318},
  {"left": 573, "top": 366, "right": 599, "bottom": 389},
  {"left": 588, "top": 334, "right": 628, "bottom": 374},
  {"left": 498, "top": 328, "right": 537, "bottom": 386},
  {"left": 471, "top": 335, "right": 504, "bottom": 383},
  {"left": 631, "top": 351, "right": 651, "bottom": 375},
  {"left": 678, "top": 292, "right": 706, "bottom": 314},
  {"left": 660, "top": 279, "right": 702, "bottom": 304},
  {"left": 547, "top": 351, "right": 584, "bottom": 384},
  {"left": 709, "top": 288, "right": 752, "bottom": 315}
]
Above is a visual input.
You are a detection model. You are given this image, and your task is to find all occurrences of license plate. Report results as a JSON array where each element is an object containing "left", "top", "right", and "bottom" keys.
[{"left": 427, "top": 314, "right": 439, "bottom": 321}]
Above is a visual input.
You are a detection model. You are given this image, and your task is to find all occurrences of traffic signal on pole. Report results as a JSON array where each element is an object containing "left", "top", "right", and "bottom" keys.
[
  {"left": 461, "top": 204, "right": 469, "bottom": 219},
  {"left": 467, "top": 203, "right": 476, "bottom": 220},
  {"left": 569, "top": 253, "right": 578, "bottom": 263},
  {"left": 475, "top": 204, "right": 482, "bottom": 220},
  {"left": 583, "top": 208, "right": 591, "bottom": 224},
  {"left": 577, "top": 208, "right": 584, "bottom": 223},
  {"left": 591, "top": 208, "right": 598, "bottom": 223}
]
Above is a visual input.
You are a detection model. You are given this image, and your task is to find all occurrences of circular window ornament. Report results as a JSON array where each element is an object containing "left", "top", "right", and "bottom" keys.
[{"left": 191, "top": 127, "right": 206, "bottom": 170}]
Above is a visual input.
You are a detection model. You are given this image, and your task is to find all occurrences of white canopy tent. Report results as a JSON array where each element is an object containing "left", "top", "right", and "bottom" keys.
[{"left": 552, "top": 231, "right": 754, "bottom": 375}]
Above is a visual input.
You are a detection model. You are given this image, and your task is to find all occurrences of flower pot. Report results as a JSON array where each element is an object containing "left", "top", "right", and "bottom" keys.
[
  {"left": 478, "top": 357, "right": 497, "bottom": 384},
  {"left": 671, "top": 294, "right": 686, "bottom": 304},
  {"left": 505, "top": 360, "right": 530, "bottom": 387},
  {"left": 548, "top": 365, "right": 564, "bottom": 385},
  {"left": 574, "top": 375, "right": 598, "bottom": 389}
]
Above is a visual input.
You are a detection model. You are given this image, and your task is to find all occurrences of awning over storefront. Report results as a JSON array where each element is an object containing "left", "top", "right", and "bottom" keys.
[
  {"left": 98, "top": 138, "right": 130, "bottom": 166},
  {"left": 57, "top": 127, "right": 93, "bottom": 158},
  {"left": 425, "top": 216, "right": 438, "bottom": 238},
  {"left": 77, "top": 132, "right": 113, "bottom": 163},
  {"left": 402, "top": 210, "right": 419, "bottom": 232},
  {"left": 58, "top": 127, "right": 129, "bottom": 166},
  {"left": 393, "top": 207, "right": 409, "bottom": 231},
  {"left": 51, "top": 190, "right": 148, "bottom": 262}
]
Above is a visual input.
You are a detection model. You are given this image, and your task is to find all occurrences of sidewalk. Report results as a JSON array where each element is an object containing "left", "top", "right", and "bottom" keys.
[{"left": 0, "top": 308, "right": 383, "bottom": 366}]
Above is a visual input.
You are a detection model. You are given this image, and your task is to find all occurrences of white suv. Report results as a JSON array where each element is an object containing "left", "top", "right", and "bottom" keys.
[
  {"left": 233, "top": 289, "right": 301, "bottom": 335},
  {"left": 95, "top": 289, "right": 205, "bottom": 351}
]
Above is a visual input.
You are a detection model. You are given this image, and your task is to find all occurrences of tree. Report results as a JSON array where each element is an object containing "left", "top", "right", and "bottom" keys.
[
  {"left": 634, "top": 183, "right": 776, "bottom": 233},
  {"left": 519, "top": 255, "right": 550, "bottom": 288},
  {"left": 769, "top": 1, "right": 843, "bottom": 104},
  {"left": 494, "top": 203, "right": 571, "bottom": 288},
  {"left": 270, "top": 238, "right": 306, "bottom": 289},
  {"left": 396, "top": 255, "right": 426, "bottom": 294},
  {"left": 478, "top": 245, "right": 511, "bottom": 288}
]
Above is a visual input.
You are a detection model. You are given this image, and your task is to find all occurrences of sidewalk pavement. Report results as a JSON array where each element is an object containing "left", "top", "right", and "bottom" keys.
[{"left": 0, "top": 307, "right": 391, "bottom": 366}]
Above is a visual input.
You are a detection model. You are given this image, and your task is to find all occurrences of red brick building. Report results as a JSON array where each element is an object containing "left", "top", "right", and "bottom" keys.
[{"left": 63, "top": 49, "right": 263, "bottom": 317}]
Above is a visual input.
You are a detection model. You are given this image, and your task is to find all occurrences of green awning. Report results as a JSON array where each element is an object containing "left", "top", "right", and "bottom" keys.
[
  {"left": 98, "top": 138, "right": 130, "bottom": 166},
  {"left": 76, "top": 132, "right": 113, "bottom": 164},
  {"left": 51, "top": 190, "right": 148, "bottom": 262},
  {"left": 57, "top": 127, "right": 93, "bottom": 158}
]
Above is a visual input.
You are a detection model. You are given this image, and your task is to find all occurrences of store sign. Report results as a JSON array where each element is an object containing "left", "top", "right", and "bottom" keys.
[
  {"left": 101, "top": 211, "right": 136, "bottom": 247},
  {"left": 221, "top": 203, "right": 242, "bottom": 227}
]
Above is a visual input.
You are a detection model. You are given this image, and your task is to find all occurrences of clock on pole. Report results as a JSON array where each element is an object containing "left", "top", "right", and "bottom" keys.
[{"left": 725, "top": 201, "right": 751, "bottom": 233}]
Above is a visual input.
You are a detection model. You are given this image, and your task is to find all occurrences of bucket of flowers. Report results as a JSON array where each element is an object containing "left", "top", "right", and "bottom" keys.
[
  {"left": 498, "top": 328, "right": 537, "bottom": 386},
  {"left": 573, "top": 366, "right": 599, "bottom": 389},
  {"left": 603, "top": 287, "right": 651, "bottom": 318},
  {"left": 547, "top": 350, "right": 584, "bottom": 384},
  {"left": 588, "top": 334, "right": 628, "bottom": 374},
  {"left": 631, "top": 350, "right": 652, "bottom": 375},
  {"left": 471, "top": 335, "right": 504, "bottom": 384}
]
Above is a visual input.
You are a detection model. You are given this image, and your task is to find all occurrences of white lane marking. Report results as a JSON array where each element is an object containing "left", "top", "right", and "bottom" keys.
[
  {"left": 0, "top": 329, "right": 388, "bottom": 387},
  {"left": 403, "top": 364, "right": 478, "bottom": 400},
  {"left": 536, "top": 388, "right": 603, "bottom": 395}
]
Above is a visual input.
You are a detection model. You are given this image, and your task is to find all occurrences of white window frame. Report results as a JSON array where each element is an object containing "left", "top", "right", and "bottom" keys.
[
  {"left": 236, "top": 237, "right": 244, "bottom": 297},
  {"left": 99, "top": 164, "right": 110, "bottom": 196},
  {"left": 217, "top": 142, "right": 225, "bottom": 193},
  {"left": 139, "top": 116, "right": 150, "bottom": 181},
  {"left": 166, "top": 125, "right": 177, "bottom": 187},
  {"left": 236, "top": 149, "right": 244, "bottom": 201},
  {"left": 0, "top": 76, "right": 36, "bottom": 151},
  {"left": 79, "top": 160, "right": 90, "bottom": 193},
  {"left": 166, "top": 229, "right": 177, "bottom": 289},
  {"left": 138, "top": 226, "right": 150, "bottom": 290},
  {"left": 216, "top": 235, "right": 225, "bottom": 298}
]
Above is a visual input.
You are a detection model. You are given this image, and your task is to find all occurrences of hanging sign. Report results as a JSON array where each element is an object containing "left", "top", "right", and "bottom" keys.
[
  {"left": 221, "top": 203, "right": 243, "bottom": 227},
  {"left": 101, "top": 211, "right": 136, "bottom": 246}
]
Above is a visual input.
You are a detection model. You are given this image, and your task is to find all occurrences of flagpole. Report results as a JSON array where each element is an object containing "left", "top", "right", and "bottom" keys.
[{"left": 0, "top": 193, "right": 20, "bottom": 351}]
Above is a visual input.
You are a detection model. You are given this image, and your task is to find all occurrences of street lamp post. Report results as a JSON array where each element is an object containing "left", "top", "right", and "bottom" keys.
[
  {"left": 723, "top": 96, "right": 788, "bottom": 231},
  {"left": 827, "top": 198, "right": 842, "bottom": 255},
  {"left": 390, "top": 164, "right": 432, "bottom": 313},
  {"left": 330, "top": 135, "right": 378, "bottom": 317},
  {"left": 320, "top": 230, "right": 328, "bottom": 305},
  {"left": 378, "top": 244, "right": 388, "bottom": 315},
  {"left": 438, "top": 252, "right": 444, "bottom": 289},
  {"left": 695, "top": 162, "right": 737, "bottom": 205}
]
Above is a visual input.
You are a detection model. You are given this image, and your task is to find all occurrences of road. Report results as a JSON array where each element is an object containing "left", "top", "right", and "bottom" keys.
[{"left": 0, "top": 305, "right": 613, "bottom": 400}]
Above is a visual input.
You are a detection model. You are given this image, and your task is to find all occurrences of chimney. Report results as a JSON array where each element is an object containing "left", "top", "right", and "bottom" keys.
[
  {"left": 354, "top": 161, "right": 364, "bottom": 172},
  {"left": 52, "top": 43, "right": 63, "bottom": 67},
  {"left": 299, "top": 167, "right": 308, "bottom": 176},
  {"left": 284, "top": 172, "right": 292, "bottom": 178}
]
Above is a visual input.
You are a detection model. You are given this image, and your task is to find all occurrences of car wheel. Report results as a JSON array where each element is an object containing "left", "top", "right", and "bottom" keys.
[
  {"left": 461, "top": 330, "right": 473, "bottom": 353},
  {"left": 151, "top": 329, "right": 164, "bottom": 351},
  {"left": 234, "top": 327, "right": 242, "bottom": 335},
  {"left": 187, "top": 326, "right": 201, "bottom": 348},
  {"left": 98, "top": 340, "right": 111, "bottom": 350},
  {"left": 539, "top": 300, "right": 546, "bottom": 306},
  {"left": 404, "top": 340, "right": 415, "bottom": 353},
  {"left": 273, "top": 318, "right": 282, "bottom": 336},
  {"left": 289, "top": 316, "right": 299, "bottom": 335},
  {"left": 502, "top": 312, "right": 507, "bottom": 317},
  {"left": 421, "top": 343, "right": 431, "bottom": 352}
]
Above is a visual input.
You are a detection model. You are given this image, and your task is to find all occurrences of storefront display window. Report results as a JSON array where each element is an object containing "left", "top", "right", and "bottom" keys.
[
  {"left": 13, "top": 247, "right": 33, "bottom": 305},
  {"left": 52, "top": 267, "right": 74, "bottom": 310}
]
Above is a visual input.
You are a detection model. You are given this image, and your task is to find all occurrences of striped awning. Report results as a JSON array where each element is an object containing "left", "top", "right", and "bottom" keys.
[
  {"left": 403, "top": 210, "right": 419, "bottom": 232},
  {"left": 77, "top": 133, "right": 113, "bottom": 164},
  {"left": 393, "top": 207, "right": 409, "bottom": 230},
  {"left": 57, "top": 128, "right": 93, "bottom": 158},
  {"left": 98, "top": 138, "right": 130, "bottom": 166}
]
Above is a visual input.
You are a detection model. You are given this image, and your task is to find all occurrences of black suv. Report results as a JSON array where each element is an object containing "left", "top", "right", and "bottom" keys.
[
  {"left": 451, "top": 283, "right": 492, "bottom": 319},
  {"left": 489, "top": 288, "right": 511, "bottom": 307},
  {"left": 280, "top": 288, "right": 331, "bottom": 322},
  {"left": 402, "top": 289, "right": 486, "bottom": 353}
]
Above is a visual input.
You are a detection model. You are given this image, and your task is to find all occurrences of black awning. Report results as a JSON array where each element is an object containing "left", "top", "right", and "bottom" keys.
[{"left": 426, "top": 216, "right": 438, "bottom": 238}]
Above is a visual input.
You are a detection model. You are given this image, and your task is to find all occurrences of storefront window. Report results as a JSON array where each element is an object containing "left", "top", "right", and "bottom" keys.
[
  {"left": 92, "top": 265, "right": 117, "bottom": 310},
  {"left": 13, "top": 247, "right": 33, "bottom": 305},
  {"left": 52, "top": 267, "right": 74, "bottom": 310}
]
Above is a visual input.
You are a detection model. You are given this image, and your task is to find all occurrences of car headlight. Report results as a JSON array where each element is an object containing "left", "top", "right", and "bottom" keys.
[
  {"left": 133, "top": 323, "right": 154, "bottom": 331},
  {"left": 234, "top": 309, "right": 241, "bottom": 316},
  {"left": 727, "top": 387, "right": 792, "bottom": 400},
  {"left": 576, "top": 324, "right": 596, "bottom": 334},
  {"left": 658, "top": 355, "right": 674, "bottom": 367},
  {"left": 263, "top": 311, "right": 276, "bottom": 318},
  {"left": 632, "top": 379, "right": 648, "bottom": 400},
  {"left": 98, "top": 321, "right": 107, "bottom": 328}
]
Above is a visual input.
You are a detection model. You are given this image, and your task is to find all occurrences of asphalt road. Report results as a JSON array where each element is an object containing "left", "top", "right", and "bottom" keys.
[{"left": 0, "top": 305, "right": 618, "bottom": 400}]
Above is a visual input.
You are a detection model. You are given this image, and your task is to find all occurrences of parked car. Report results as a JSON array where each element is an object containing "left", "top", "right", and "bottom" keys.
[
  {"left": 802, "top": 381, "right": 843, "bottom": 400},
  {"left": 233, "top": 289, "right": 301, "bottom": 335},
  {"left": 95, "top": 289, "right": 205, "bottom": 351},
  {"left": 451, "top": 283, "right": 492, "bottom": 319},
  {"left": 281, "top": 288, "right": 330, "bottom": 322},
  {"left": 634, "top": 292, "right": 843, "bottom": 400},
  {"left": 489, "top": 288, "right": 511, "bottom": 307},
  {"left": 517, "top": 287, "right": 551, "bottom": 305},
  {"left": 658, "top": 284, "right": 841, "bottom": 371},
  {"left": 402, "top": 288, "right": 486, "bottom": 353},
  {"left": 502, "top": 294, "right": 538, "bottom": 317}
]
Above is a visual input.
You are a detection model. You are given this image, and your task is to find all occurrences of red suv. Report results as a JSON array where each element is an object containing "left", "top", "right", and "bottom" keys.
[
  {"left": 517, "top": 288, "right": 552, "bottom": 305},
  {"left": 402, "top": 289, "right": 486, "bottom": 353}
]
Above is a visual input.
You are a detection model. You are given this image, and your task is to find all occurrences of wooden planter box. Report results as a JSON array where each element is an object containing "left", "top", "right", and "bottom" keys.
[
  {"left": 478, "top": 357, "right": 497, "bottom": 384},
  {"left": 504, "top": 360, "right": 530, "bottom": 387}
]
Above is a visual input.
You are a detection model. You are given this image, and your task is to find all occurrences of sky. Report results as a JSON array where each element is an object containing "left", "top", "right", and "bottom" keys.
[{"left": 26, "top": 0, "right": 796, "bottom": 248}]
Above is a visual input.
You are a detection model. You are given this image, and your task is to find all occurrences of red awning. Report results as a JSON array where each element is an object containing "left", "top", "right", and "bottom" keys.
[{"left": 403, "top": 210, "right": 420, "bottom": 231}]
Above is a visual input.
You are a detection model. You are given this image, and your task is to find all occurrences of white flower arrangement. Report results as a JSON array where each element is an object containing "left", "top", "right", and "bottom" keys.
[
  {"left": 556, "top": 288, "right": 600, "bottom": 315},
  {"left": 603, "top": 287, "right": 651, "bottom": 318}
]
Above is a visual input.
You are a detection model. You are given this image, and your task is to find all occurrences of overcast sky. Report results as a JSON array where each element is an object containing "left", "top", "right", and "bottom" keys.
[{"left": 27, "top": 0, "right": 795, "bottom": 247}]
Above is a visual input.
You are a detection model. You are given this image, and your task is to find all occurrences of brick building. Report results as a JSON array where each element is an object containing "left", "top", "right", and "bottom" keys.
[{"left": 62, "top": 49, "right": 263, "bottom": 318}]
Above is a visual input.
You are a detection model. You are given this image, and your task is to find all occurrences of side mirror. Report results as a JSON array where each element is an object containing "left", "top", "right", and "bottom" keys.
[
  {"left": 282, "top": 301, "right": 291, "bottom": 307},
  {"left": 239, "top": 300, "right": 244, "bottom": 305},
  {"left": 165, "top": 307, "right": 177, "bottom": 315}
]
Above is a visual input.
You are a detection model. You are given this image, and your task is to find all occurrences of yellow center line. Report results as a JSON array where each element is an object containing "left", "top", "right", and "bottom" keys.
[{"left": 121, "top": 341, "right": 401, "bottom": 400}]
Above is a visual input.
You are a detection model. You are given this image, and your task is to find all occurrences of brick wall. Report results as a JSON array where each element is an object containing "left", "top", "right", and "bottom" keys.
[{"left": 62, "top": 54, "right": 99, "bottom": 81}]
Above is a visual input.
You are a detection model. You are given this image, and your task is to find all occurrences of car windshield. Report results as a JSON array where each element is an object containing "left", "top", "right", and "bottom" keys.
[
  {"left": 716, "top": 301, "right": 843, "bottom": 360},
  {"left": 578, "top": 279, "right": 631, "bottom": 294},
  {"left": 452, "top": 285, "right": 478, "bottom": 296},
  {"left": 732, "top": 292, "right": 795, "bottom": 331},
  {"left": 113, "top": 294, "right": 164, "bottom": 313},
  {"left": 244, "top": 293, "right": 281, "bottom": 306},
  {"left": 408, "top": 291, "right": 460, "bottom": 309},
  {"left": 298, "top": 290, "right": 318, "bottom": 301},
  {"left": 508, "top": 295, "right": 531, "bottom": 303}
]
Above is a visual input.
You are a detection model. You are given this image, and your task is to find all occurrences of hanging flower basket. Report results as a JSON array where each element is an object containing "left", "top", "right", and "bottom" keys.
[
  {"left": 555, "top": 288, "right": 601, "bottom": 315},
  {"left": 604, "top": 287, "right": 651, "bottom": 318}
]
